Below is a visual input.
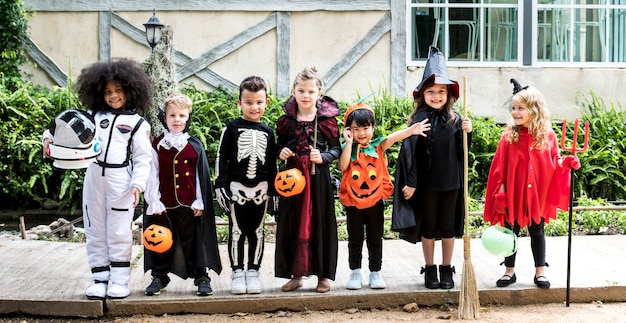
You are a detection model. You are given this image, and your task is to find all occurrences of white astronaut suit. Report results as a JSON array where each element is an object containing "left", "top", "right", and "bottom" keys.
[{"left": 45, "top": 109, "right": 152, "bottom": 299}]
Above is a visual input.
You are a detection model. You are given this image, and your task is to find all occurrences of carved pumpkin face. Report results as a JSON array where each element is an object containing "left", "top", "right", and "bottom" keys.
[
  {"left": 275, "top": 168, "right": 306, "bottom": 197},
  {"left": 339, "top": 149, "right": 393, "bottom": 209},
  {"left": 143, "top": 224, "right": 173, "bottom": 253}
]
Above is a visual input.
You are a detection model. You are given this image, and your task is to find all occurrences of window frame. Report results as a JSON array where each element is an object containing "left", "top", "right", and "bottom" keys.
[{"left": 406, "top": 0, "right": 626, "bottom": 67}]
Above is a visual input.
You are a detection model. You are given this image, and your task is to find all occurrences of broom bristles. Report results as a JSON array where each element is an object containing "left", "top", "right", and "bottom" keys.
[{"left": 459, "top": 236, "right": 480, "bottom": 319}]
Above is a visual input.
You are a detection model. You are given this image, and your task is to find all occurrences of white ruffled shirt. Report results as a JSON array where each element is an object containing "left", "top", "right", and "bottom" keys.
[
  {"left": 158, "top": 129, "right": 190, "bottom": 151},
  {"left": 145, "top": 130, "right": 204, "bottom": 215}
]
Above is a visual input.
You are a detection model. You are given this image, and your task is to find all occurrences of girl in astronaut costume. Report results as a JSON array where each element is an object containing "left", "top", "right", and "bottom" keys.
[{"left": 43, "top": 59, "right": 153, "bottom": 299}]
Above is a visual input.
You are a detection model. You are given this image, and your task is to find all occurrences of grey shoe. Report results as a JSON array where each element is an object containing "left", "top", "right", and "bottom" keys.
[
  {"left": 245, "top": 269, "right": 262, "bottom": 294},
  {"left": 231, "top": 269, "right": 246, "bottom": 295},
  {"left": 346, "top": 270, "right": 363, "bottom": 290}
]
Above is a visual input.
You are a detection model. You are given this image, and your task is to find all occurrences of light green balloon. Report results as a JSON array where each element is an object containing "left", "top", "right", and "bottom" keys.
[{"left": 481, "top": 225, "right": 518, "bottom": 257}]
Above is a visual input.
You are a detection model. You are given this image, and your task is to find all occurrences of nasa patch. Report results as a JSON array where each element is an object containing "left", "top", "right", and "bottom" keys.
[
  {"left": 100, "top": 119, "right": 110, "bottom": 129},
  {"left": 116, "top": 124, "right": 133, "bottom": 134}
]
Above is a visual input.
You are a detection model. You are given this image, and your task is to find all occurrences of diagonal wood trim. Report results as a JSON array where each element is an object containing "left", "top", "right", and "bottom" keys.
[
  {"left": 23, "top": 38, "right": 68, "bottom": 87},
  {"left": 175, "top": 12, "right": 277, "bottom": 81},
  {"left": 110, "top": 12, "right": 237, "bottom": 90},
  {"left": 323, "top": 12, "right": 391, "bottom": 91}
]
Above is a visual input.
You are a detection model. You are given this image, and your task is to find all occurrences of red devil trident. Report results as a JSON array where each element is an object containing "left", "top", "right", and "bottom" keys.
[
  {"left": 560, "top": 118, "right": 590, "bottom": 155},
  {"left": 560, "top": 118, "right": 589, "bottom": 308}
]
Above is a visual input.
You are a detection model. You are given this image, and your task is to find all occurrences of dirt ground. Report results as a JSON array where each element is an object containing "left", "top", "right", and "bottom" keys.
[
  {"left": 2, "top": 301, "right": 624, "bottom": 323},
  {"left": 113, "top": 302, "right": 626, "bottom": 322}
]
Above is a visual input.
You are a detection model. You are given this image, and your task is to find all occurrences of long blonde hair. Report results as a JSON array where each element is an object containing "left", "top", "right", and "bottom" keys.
[{"left": 505, "top": 85, "right": 551, "bottom": 150}]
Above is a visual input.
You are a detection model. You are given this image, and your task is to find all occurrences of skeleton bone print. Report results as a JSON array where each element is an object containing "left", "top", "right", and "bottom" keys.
[{"left": 237, "top": 129, "right": 268, "bottom": 179}]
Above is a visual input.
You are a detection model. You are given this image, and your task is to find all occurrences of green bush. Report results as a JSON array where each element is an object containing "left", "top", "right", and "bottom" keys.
[
  {"left": 0, "top": 79, "right": 81, "bottom": 210},
  {"left": 2, "top": 78, "right": 626, "bottom": 237},
  {"left": 572, "top": 90, "right": 626, "bottom": 200},
  {"left": 0, "top": 0, "right": 30, "bottom": 90}
]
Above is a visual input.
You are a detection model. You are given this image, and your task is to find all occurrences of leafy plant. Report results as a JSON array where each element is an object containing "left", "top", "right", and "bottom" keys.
[
  {"left": 572, "top": 90, "right": 626, "bottom": 200},
  {"left": 0, "top": 0, "right": 31, "bottom": 90}
]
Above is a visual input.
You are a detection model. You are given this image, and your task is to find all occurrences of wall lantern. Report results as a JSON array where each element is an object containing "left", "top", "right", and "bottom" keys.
[{"left": 143, "top": 9, "right": 164, "bottom": 51}]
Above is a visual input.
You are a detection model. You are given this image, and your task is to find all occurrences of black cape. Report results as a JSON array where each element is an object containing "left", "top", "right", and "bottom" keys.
[
  {"left": 143, "top": 135, "right": 222, "bottom": 278},
  {"left": 391, "top": 111, "right": 468, "bottom": 243}
]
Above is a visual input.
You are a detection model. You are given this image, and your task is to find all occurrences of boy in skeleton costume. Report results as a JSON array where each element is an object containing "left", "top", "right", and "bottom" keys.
[{"left": 215, "top": 76, "right": 278, "bottom": 294}]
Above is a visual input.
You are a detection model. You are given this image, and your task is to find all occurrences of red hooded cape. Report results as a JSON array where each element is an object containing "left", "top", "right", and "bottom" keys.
[{"left": 483, "top": 127, "right": 570, "bottom": 228}]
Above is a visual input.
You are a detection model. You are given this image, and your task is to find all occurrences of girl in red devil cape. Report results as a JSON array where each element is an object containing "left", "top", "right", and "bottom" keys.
[{"left": 483, "top": 79, "right": 580, "bottom": 289}]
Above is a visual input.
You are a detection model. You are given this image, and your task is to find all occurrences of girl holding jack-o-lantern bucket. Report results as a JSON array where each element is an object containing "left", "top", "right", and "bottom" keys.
[
  {"left": 338, "top": 103, "right": 430, "bottom": 290},
  {"left": 274, "top": 67, "right": 341, "bottom": 293}
]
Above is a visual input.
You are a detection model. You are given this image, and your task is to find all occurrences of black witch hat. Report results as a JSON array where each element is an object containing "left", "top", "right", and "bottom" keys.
[
  {"left": 510, "top": 78, "right": 528, "bottom": 94},
  {"left": 413, "top": 46, "right": 459, "bottom": 100}
]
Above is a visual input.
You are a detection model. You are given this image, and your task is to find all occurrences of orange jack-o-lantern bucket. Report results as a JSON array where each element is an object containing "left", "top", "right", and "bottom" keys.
[
  {"left": 143, "top": 224, "right": 173, "bottom": 253},
  {"left": 274, "top": 168, "right": 306, "bottom": 197}
]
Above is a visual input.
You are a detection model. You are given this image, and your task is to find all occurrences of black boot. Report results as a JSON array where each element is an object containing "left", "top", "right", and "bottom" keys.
[
  {"left": 439, "top": 265, "right": 456, "bottom": 289},
  {"left": 420, "top": 265, "right": 440, "bottom": 289}
]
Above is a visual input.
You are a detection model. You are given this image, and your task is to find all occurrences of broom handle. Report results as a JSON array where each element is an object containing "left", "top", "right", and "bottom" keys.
[
  {"left": 463, "top": 76, "right": 469, "bottom": 235},
  {"left": 311, "top": 116, "right": 318, "bottom": 175}
]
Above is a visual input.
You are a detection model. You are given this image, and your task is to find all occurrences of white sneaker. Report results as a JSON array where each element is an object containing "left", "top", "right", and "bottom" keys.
[
  {"left": 369, "top": 271, "right": 386, "bottom": 289},
  {"left": 107, "top": 283, "right": 131, "bottom": 299},
  {"left": 231, "top": 269, "right": 246, "bottom": 295},
  {"left": 85, "top": 282, "right": 107, "bottom": 300},
  {"left": 245, "top": 269, "right": 262, "bottom": 294},
  {"left": 346, "top": 269, "right": 362, "bottom": 290}
]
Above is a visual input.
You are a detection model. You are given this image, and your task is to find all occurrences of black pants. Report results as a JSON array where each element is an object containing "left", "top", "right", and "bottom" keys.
[
  {"left": 417, "top": 189, "right": 458, "bottom": 239},
  {"left": 503, "top": 218, "right": 546, "bottom": 267},
  {"left": 346, "top": 200, "right": 384, "bottom": 272},
  {"left": 228, "top": 198, "right": 267, "bottom": 271},
  {"left": 150, "top": 207, "right": 207, "bottom": 279}
]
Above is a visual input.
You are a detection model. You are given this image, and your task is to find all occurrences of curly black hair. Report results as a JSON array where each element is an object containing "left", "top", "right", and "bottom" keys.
[{"left": 75, "top": 58, "right": 153, "bottom": 116}]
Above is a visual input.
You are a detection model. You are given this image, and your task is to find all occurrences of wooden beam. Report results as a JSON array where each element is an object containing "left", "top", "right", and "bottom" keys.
[
  {"left": 175, "top": 12, "right": 277, "bottom": 81},
  {"left": 324, "top": 12, "right": 391, "bottom": 91},
  {"left": 276, "top": 12, "right": 291, "bottom": 97},
  {"left": 25, "top": 0, "right": 390, "bottom": 12},
  {"left": 390, "top": 0, "right": 406, "bottom": 97},
  {"left": 98, "top": 11, "right": 112, "bottom": 62},
  {"left": 110, "top": 12, "right": 237, "bottom": 89},
  {"left": 23, "top": 38, "right": 68, "bottom": 87}
]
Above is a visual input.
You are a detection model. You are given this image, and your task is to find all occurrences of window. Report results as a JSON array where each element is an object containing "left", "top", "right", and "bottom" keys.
[{"left": 408, "top": 0, "right": 626, "bottom": 66}]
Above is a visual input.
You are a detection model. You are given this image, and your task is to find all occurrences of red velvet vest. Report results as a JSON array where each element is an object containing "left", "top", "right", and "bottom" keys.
[{"left": 157, "top": 143, "right": 198, "bottom": 208}]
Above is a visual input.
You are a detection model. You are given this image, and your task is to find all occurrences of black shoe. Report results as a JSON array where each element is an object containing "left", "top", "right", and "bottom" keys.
[
  {"left": 195, "top": 276, "right": 213, "bottom": 296},
  {"left": 496, "top": 273, "right": 517, "bottom": 287},
  {"left": 534, "top": 275, "right": 550, "bottom": 289},
  {"left": 145, "top": 276, "right": 169, "bottom": 296},
  {"left": 420, "top": 265, "right": 440, "bottom": 289},
  {"left": 439, "top": 265, "right": 455, "bottom": 289}
]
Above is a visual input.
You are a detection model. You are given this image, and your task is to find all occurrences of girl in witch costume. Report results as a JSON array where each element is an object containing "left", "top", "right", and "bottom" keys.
[
  {"left": 274, "top": 66, "right": 341, "bottom": 293},
  {"left": 43, "top": 58, "right": 153, "bottom": 300},
  {"left": 143, "top": 93, "right": 222, "bottom": 297},
  {"left": 214, "top": 76, "right": 278, "bottom": 295},
  {"left": 483, "top": 79, "right": 579, "bottom": 289},
  {"left": 339, "top": 103, "right": 430, "bottom": 290},
  {"left": 391, "top": 46, "right": 472, "bottom": 290}
]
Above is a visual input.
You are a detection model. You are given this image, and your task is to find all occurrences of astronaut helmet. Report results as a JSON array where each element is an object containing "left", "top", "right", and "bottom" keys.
[{"left": 47, "top": 109, "right": 101, "bottom": 169}]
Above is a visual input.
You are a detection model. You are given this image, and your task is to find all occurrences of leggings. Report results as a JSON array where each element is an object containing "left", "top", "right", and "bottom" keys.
[
  {"left": 346, "top": 200, "right": 385, "bottom": 272},
  {"left": 503, "top": 219, "right": 546, "bottom": 267},
  {"left": 415, "top": 189, "right": 458, "bottom": 239}
]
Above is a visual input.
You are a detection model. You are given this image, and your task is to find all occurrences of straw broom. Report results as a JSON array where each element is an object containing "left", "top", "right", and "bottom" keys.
[{"left": 458, "top": 75, "right": 480, "bottom": 319}]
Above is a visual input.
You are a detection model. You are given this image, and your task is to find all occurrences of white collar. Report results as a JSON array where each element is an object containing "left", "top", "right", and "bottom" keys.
[{"left": 158, "top": 129, "right": 190, "bottom": 151}]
